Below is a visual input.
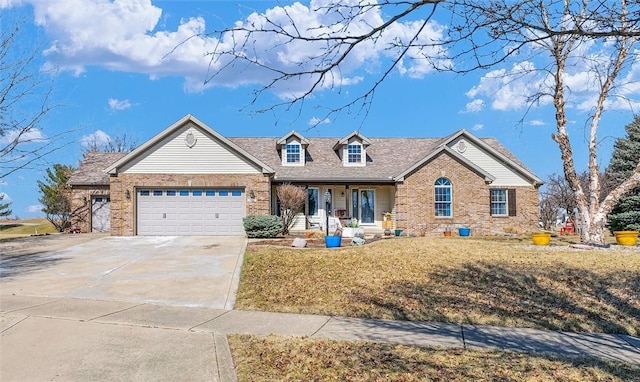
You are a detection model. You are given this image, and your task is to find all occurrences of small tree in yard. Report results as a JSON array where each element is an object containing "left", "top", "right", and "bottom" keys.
[
  {"left": 37, "top": 164, "right": 74, "bottom": 232},
  {"left": 606, "top": 116, "right": 640, "bottom": 232},
  {"left": 0, "top": 194, "right": 12, "bottom": 223},
  {"left": 276, "top": 184, "right": 306, "bottom": 235}
]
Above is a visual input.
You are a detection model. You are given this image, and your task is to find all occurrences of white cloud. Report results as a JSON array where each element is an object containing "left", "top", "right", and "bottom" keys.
[
  {"left": 81, "top": 130, "right": 111, "bottom": 148},
  {"left": 308, "top": 116, "right": 331, "bottom": 126},
  {"left": 467, "top": 42, "right": 640, "bottom": 114},
  {"left": 9, "top": 0, "right": 449, "bottom": 97},
  {"left": 529, "top": 120, "right": 546, "bottom": 126},
  {"left": 27, "top": 204, "right": 43, "bottom": 213},
  {"left": 471, "top": 124, "right": 483, "bottom": 131},
  {"left": 0, "top": 180, "right": 7, "bottom": 186},
  {"left": 108, "top": 98, "right": 132, "bottom": 111},
  {"left": 466, "top": 61, "right": 553, "bottom": 111},
  {"left": 461, "top": 99, "right": 484, "bottom": 113},
  {"left": 0, "top": 192, "right": 11, "bottom": 201},
  {"left": 0, "top": 127, "right": 47, "bottom": 145}
]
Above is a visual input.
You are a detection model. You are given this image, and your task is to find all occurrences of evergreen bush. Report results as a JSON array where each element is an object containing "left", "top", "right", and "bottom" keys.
[
  {"left": 606, "top": 116, "right": 640, "bottom": 232},
  {"left": 243, "top": 215, "right": 284, "bottom": 238}
]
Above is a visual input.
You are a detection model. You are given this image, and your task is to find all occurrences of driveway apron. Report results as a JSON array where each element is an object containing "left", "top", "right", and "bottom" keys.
[{"left": 0, "top": 235, "right": 247, "bottom": 309}]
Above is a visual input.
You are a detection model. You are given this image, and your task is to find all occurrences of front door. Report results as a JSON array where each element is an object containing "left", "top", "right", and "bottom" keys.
[{"left": 351, "top": 189, "right": 375, "bottom": 224}]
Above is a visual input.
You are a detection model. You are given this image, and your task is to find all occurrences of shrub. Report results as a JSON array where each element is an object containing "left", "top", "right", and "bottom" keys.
[
  {"left": 243, "top": 215, "right": 284, "bottom": 238},
  {"left": 276, "top": 184, "right": 306, "bottom": 235}
]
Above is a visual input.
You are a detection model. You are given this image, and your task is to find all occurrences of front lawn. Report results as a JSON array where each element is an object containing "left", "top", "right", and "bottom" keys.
[
  {"left": 229, "top": 335, "right": 640, "bottom": 382},
  {"left": 236, "top": 237, "right": 640, "bottom": 335}
]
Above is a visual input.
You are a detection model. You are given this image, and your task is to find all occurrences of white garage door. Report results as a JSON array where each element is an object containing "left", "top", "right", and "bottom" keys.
[
  {"left": 91, "top": 197, "right": 111, "bottom": 233},
  {"left": 136, "top": 189, "right": 246, "bottom": 236}
]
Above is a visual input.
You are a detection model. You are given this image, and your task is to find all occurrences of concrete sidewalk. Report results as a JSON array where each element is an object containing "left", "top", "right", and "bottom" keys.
[{"left": 2, "top": 295, "right": 639, "bottom": 381}]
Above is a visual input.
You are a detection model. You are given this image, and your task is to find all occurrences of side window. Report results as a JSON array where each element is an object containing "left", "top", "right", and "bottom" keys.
[
  {"left": 491, "top": 189, "right": 517, "bottom": 216},
  {"left": 434, "top": 178, "right": 452, "bottom": 217},
  {"left": 307, "top": 187, "right": 319, "bottom": 216},
  {"left": 490, "top": 189, "right": 507, "bottom": 216}
]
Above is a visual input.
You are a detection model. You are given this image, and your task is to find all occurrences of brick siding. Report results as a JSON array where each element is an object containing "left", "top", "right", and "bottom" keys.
[
  {"left": 395, "top": 152, "right": 539, "bottom": 236},
  {"left": 109, "top": 173, "right": 271, "bottom": 236},
  {"left": 70, "top": 186, "right": 110, "bottom": 233}
]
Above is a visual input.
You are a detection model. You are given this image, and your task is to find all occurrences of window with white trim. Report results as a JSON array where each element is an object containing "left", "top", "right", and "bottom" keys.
[
  {"left": 490, "top": 189, "right": 508, "bottom": 216},
  {"left": 285, "top": 143, "right": 301, "bottom": 164},
  {"left": 434, "top": 178, "right": 452, "bottom": 217},
  {"left": 347, "top": 143, "right": 362, "bottom": 163},
  {"left": 491, "top": 189, "right": 517, "bottom": 216}
]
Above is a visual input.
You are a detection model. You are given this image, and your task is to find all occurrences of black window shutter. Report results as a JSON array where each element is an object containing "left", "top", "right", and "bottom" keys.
[{"left": 508, "top": 189, "right": 517, "bottom": 216}]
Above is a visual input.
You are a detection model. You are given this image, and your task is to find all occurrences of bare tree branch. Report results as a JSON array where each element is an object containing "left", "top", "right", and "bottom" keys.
[
  {"left": 0, "top": 13, "right": 69, "bottom": 179},
  {"left": 192, "top": 0, "right": 640, "bottom": 244}
]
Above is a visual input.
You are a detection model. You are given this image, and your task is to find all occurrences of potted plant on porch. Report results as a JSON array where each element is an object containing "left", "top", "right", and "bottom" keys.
[{"left": 342, "top": 218, "right": 363, "bottom": 238}]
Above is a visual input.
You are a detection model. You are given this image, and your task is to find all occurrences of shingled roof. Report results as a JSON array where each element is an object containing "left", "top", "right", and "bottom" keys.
[
  {"left": 230, "top": 135, "right": 536, "bottom": 183},
  {"left": 68, "top": 152, "right": 126, "bottom": 186},
  {"left": 70, "top": 132, "right": 539, "bottom": 185},
  {"left": 230, "top": 137, "right": 442, "bottom": 182}
]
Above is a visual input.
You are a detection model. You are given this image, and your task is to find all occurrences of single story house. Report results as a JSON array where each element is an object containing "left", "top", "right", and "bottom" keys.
[{"left": 69, "top": 114, "right": 543, "bottom": 236}]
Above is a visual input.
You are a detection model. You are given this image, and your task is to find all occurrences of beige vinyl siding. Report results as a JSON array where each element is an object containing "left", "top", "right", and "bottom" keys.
[
  {"left": 121, "top": 124, "right": 261, "bottom": 174},
  {"left": 374, "top": 186, "right": 394, "bottom": 228},
  {"left": 449, "top": 137, "right": 531, "bottom": 187},
  {"left": 291, "top": 213, "right": 306, "bottom": 231}
]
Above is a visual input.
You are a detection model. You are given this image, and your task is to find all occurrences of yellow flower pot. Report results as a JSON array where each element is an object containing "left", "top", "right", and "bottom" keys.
[
  {"left": 531, "top": 232, "right": 551, "bottom": 246},
  {"left": 614, "top": 231, "right": 639, "bottom": 246}
]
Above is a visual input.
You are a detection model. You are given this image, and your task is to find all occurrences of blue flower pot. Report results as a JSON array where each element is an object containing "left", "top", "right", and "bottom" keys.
[
  {"left": 325, "top": 235, "right": 342, "bottom": 248},
  {"left": 458, "top": 227, "right": 471, "bottom": 237}
]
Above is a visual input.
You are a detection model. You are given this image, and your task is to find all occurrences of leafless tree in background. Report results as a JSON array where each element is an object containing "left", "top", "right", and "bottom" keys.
[
  {"left": 0, "top": 14, "right": 67, "bottom": 179},
  {"left": 81, "top": 133, "right": 138, "bottom": 154}
]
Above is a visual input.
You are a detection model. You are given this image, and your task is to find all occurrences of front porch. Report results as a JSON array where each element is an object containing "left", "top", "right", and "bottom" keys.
[{"left": 272, "top": 183, "right": 396, "bottom": 236}]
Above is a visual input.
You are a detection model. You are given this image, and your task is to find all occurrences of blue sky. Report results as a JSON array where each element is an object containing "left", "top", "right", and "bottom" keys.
[{"left": 1, "top": 0, "right": 637, "bottom": 219}]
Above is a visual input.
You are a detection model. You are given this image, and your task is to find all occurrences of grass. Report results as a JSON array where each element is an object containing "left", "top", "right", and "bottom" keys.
[
  {"left": 237, "top": 236, "right": 640, "bottom": 335},
  {"left": 229, "top": 334, "right": 640, "bottom": 381},
  {"left": 0, "top": 218, "right": 56, "bottom": 238}
]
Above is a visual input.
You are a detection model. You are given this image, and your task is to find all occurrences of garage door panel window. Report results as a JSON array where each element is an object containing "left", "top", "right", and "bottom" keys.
[
  {"left": 140, "top": 190, "right": 150, "bottom": 196},
  {"left": 153, "top": 190, "right": 163, "bottom": 196}
]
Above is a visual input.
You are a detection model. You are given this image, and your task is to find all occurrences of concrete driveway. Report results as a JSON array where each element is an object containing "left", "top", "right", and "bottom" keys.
[{"left": 0, "top": 234, "right": 247, "bottom": 309}]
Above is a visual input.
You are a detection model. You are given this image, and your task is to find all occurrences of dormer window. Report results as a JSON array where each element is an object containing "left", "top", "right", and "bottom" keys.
[
  {"left": 334, "top": 131, "right": 370, "bottom": 167},
  {"left": 277, "top": 130, "right": 309, "bottom": 166},
  {"left": 347, "top": 143, "right": 362, "bottom": 163},
  {"left": 286, "top": 143, "right": 301, "bottom": 164}
]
